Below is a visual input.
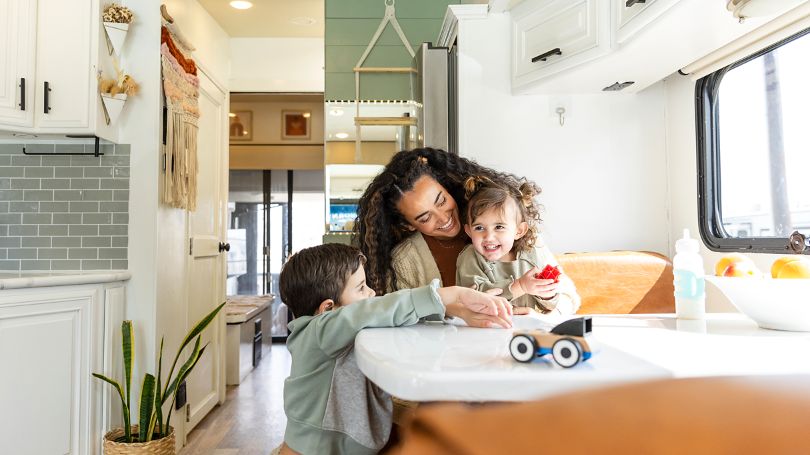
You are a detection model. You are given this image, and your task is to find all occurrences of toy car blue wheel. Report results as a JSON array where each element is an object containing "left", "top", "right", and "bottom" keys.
[
  {"left": 551, "top": 337, "right": 582, "bottom": 368},
  {"left": 509, "top": 334, "right": 537, "bottom": 363}
]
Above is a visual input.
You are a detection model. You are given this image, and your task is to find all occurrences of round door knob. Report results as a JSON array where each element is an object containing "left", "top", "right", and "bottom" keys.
[{"left": 219, "top": 242, "right": 231, "bottom": 253}]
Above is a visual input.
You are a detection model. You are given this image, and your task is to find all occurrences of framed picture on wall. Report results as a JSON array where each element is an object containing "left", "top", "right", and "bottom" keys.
[
  {"left": 229, "top": 111, "right": 252, "bottom": 141},
  {"left": 282, "top": 110, "right": 311, "bottom": 140}
]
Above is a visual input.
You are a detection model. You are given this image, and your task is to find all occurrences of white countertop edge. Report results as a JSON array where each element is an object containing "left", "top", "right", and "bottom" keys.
[{"left": 0, "top": 271, "right": 133, "bottom": 290}]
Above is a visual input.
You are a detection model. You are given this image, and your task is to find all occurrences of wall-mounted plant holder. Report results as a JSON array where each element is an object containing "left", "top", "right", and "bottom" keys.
[
  {"left": 103, "top": 22, "right": 130, "bottom": 56},
  {"left": 100, "top": 93, "right": 127, "bottom": 125}
]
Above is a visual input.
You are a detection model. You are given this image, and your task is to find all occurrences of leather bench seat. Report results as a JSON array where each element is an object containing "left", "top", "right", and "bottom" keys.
[{"left": 557, "top": 251, "right": 675, "bottom": 314}]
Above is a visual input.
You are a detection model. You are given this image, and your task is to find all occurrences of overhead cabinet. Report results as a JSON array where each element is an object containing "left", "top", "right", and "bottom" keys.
[
  {"left": 0, "top": 0, "right": 116, "bottom": 141},
  {"left": 614, "top": 0, "right": 682, "bottom": 44},
  {"left": 511, "top": 0, "right": 612, "bottom": 91},
  {"left": 0, "top": 0, "right": 36, "bottom": 127}
]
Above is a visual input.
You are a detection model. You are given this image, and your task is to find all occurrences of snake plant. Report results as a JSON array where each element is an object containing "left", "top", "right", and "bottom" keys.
[{"left": 93, "top": 302, "right": 225, "bottom": 443}]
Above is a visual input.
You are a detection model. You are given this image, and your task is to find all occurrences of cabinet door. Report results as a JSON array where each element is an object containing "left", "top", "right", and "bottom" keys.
[
  {"left": 0, "top": 287, "right": 102, "bottom": 455},
  {"left": 614, "top": 0, "right": 681, "bottom": 44},
  {"left": 34, "top": 0, "right": 95, "bottom": 129},
  {"left": 512, "top": 0, "right": 611, "bottom": 88},
  {"left": 0, "top": 0, "right": 36, "bottom": 127}
]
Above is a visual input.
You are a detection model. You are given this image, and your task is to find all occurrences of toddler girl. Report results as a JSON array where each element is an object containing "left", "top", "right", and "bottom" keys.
[{"left": 456, "top": 176, "right": 580, "bottom": 314}]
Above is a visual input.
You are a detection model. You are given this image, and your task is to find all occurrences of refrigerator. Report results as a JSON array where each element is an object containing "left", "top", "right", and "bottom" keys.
[{"left": 412, "top": 42, "right": 458, "bottom": 154}]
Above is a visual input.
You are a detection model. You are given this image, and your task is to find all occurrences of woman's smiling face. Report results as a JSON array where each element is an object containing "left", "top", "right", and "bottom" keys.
[{"left": 395, "top": 175, "right": 462, "bottom": 239}]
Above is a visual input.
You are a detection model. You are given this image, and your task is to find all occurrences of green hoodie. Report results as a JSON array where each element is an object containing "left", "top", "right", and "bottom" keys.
[{"left": 283, "top": 281, "right": 444, "bottom": 454}]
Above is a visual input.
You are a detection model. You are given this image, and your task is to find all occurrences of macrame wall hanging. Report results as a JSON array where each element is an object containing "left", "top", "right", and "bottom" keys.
[{"left": 160, "top": 7, "right": 199, "bottom": 211}]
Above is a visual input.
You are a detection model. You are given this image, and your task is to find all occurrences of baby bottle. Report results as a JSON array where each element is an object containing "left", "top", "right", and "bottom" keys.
[{"left": 673, "top": 229, "right": 706, "bottom": 320}]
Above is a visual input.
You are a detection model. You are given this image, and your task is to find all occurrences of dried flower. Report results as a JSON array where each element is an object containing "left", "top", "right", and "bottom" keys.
[
  {"left": 98, "top": 73, "right": 139, "bottom": 97},
  {"left": 103, "top": 3, "right": 134, "bottom": 24}
]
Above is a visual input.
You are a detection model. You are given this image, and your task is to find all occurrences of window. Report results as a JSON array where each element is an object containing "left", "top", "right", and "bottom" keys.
[{"left": 697, "top": 28, "right": 810, "bottom": 254}]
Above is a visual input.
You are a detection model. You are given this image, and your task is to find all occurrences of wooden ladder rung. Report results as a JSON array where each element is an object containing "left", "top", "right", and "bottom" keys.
[
  {"left": 353, "top": 67, "right": 416, "bottom": 73},
  {"left": 355, "top": 116, "right": 418, "bottom": 126}
]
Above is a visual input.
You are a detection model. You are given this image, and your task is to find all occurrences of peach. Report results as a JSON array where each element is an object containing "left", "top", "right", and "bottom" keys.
[
  {"left": 715, "top": 253, "right": 755, "bottom": 277},
  {"left": 776, "top": 260, "right": 810, "bottom": 279},
  {"left": 722, "top": 261, "right": 760, "bottom": 278},
  {"left": 771, "top": 256, "right": 803, "bottom": 279}
]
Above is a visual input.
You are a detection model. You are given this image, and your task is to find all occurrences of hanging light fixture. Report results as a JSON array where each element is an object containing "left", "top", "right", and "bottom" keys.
[{"left": 726, "top": 0, "right": 804, "bottom": 20}]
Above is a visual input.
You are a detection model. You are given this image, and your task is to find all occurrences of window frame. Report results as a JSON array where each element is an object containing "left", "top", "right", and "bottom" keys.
[{"left": 695, "top": 28, "right": 810, "bottom": 256}]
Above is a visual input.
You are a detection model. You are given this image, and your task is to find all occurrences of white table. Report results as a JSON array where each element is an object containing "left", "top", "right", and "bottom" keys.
[{"left": 354, "top": 313, "right": 810, "bottom": 402}]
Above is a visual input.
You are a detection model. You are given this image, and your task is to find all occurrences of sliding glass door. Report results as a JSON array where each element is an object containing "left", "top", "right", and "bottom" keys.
[{"left": 228, "top": 169, "right": 324, "bottom": 338}]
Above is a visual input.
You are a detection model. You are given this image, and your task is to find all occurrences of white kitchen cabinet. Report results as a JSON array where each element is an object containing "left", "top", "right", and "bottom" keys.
[
  {"left": 511, "top": 0, "right": 612, "bottom": 91},
  {"left": 0, "top": 0, "right": 36, "bottom": 127},
  {"left": 0, "top": 278, "right": 127, "bottom": 455},
  {"left": 0, "top": 0, "right": 116, "bottom": 141},
  {"left": 614, "top": 0, "right": 682, "bottom": 44}
]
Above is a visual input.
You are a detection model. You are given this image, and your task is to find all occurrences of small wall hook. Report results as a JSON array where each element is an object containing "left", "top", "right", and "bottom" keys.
[{"left": 556, "top": 107, "right": 566, "bottom": 127}]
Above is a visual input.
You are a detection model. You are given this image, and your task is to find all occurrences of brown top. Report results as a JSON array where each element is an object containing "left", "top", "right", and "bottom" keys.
[
  {"left": 422, "top": 234, "right": 468, "bottom": 287},
  {"left": 393, "top": 375, "right": 810, "bottom": 455}
]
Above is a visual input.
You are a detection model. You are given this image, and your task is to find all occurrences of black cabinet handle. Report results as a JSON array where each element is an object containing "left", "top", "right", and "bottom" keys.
[
  {"left": 626, "top": 0, "right": 646, "bottom": 7},
  {"left": 219, "top": 242, "right": 231, "bottom": 253},
  {"left": 531, "top": 48, "right": 562, "bottom": 63},
  {"left": 43, "top": 81, "right": 51, "bottom": 113},
  {"left": 19, "top": 78, "right": 25, "bottom": 111}
]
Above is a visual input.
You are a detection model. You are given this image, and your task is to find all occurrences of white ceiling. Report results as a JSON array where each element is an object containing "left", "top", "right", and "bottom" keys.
[{"left": 198, "top": 0, "right": 324, "bottom": 38}]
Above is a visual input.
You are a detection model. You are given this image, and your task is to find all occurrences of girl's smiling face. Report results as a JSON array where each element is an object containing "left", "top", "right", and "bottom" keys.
[
  {"left": 396, "top": 175, "right": 462, "bottom": 239},
  {"left": 464, "top": 198, "right": 528, "bottom": 262}
]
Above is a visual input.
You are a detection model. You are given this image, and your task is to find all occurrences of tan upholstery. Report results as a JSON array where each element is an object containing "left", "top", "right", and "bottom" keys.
[
  {"left": 557, "top": 251, "right": 675, "bottom": 314},
  {"left": 390, "top": 375, "right": 810, "bottom": 455}
]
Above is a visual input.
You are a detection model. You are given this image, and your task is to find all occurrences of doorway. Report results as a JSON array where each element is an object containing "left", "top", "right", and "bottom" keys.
[{"left": 227, "top": 169, "right": 325, "bottom": 339}]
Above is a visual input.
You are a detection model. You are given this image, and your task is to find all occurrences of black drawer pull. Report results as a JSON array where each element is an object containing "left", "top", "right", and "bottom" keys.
[
  {"left": 626, "top": 0, "right": 646, "bottom": 7},
  {"left": 44, "top": 81, "right": 51, "bottom": 113},
  {"left": 531, "top": 48, "right": 562, "bottom": 63},
  {"left": 19, "top": 78, "right": 25, "bottom": 111}
]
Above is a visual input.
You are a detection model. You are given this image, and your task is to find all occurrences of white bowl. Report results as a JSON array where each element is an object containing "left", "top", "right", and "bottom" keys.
[{"left": 705, "top": 275, "right": 810, "bottom": 332}]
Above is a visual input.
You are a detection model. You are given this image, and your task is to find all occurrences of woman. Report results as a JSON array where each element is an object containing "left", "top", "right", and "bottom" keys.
[{"left": 355, "top": 148, "right": 552, "bottom": 327}]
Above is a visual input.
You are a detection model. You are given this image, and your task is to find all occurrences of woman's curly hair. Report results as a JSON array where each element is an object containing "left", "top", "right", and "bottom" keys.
[
  {"left": 354, "top": 147, "right": 539, "bottom": 293},
  {"left": 463, "top": 176, "right": 542, "bottom": 254}
]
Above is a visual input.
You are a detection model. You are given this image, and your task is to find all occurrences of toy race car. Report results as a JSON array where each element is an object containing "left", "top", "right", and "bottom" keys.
[{"left": 509, "top": 317, "right": 593, "bottom": 368}]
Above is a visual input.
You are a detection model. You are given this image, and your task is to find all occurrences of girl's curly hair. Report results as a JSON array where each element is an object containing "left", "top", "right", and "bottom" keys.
[
  {"left": 463, "top": 176, "right": 542, "bottom": 253},
  {"left": 354, "top": 147, "right": 539, "bottom": 293}
]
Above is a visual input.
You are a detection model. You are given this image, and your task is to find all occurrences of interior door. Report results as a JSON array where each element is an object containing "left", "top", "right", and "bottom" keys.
[{"left": 184, "top": 68, "right": 228, "bottom": 435}]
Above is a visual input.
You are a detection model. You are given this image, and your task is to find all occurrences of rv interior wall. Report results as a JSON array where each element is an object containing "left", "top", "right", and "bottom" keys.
[
  {"left": 455, "top": 12, "right": 669, "bottom": 255},
  {"left": 121, "top": 0, "right": 231, "bottom": 446}
]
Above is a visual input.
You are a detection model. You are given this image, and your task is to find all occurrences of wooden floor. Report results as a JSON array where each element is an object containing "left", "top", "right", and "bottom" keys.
[{"left": 179, "top": 343, "right": 291, "bottom": 455}]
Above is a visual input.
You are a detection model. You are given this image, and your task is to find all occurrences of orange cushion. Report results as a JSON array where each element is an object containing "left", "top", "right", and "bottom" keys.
[{"left": 557, "top": 251, "right": 674, "bottom": 314}]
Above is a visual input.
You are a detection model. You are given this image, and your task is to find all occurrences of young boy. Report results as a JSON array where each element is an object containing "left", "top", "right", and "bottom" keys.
[{"left": 277, "top": 243, "right": 511, "bottom": 455}]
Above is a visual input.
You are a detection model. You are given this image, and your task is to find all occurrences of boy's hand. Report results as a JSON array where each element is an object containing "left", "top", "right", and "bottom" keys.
[
  {"left": 516, "top": 268, "right": 559, "bottom": 300},
  {"left": 438, "top": 287, "right": 512, "bottom": 328}
]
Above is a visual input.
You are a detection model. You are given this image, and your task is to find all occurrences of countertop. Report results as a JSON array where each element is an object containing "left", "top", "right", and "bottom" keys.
[
  {"left": 0, "top": 271, "right": 132, "bottom": 290},
  {"left": 225, "top": 294, "right": 275, "bottom": 324},
  {"left": 355, "top": 313, "right": 810, "bottom": 402}
]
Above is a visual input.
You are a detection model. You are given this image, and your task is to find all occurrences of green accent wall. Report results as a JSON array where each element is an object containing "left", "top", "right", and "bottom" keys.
[{"left": 325, "top": 0, "right": 460, "bottom": 100}]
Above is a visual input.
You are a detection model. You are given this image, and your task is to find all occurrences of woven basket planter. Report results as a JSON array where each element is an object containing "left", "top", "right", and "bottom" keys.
[{"left": 103, "top": 426, "right": 175, "bottom": 455}]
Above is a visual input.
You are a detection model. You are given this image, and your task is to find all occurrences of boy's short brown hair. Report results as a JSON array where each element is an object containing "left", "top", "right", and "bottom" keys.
[{"left": 279, "top": 243, "right": 366, "bottom": 318}]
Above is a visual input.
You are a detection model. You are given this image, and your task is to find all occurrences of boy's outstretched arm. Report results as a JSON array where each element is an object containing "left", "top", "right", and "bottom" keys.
[
  {"left": 438, "top": 287, "right": 512, "bottom": 327},
  {"left": 310, "top": 282, "right": 512, "bottom": 357}
]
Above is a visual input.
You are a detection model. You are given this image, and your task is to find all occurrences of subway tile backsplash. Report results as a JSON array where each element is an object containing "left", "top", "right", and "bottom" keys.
[{"left": 0, "top": 143, "right": 130, "bottom": 271}]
